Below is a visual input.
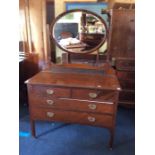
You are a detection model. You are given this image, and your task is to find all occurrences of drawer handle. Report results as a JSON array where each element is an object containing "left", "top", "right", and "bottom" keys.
[
  {"left": 46, "top": 89, "right": 54, "bottom": 95},
  {"left": 46, "top": 112, "right": 55, "bottom": 118},
  {"left": 88, "top": 116, "right": 96, "bottom": 122},
  {"left": 46, "top": 100, "right": 54, "bottom": 105},
  {"left": 88, "top": 92, "right": 98, "bottom": 99},
  {"left": 88, "top": 104, "right": 97, "bottom": 110}
]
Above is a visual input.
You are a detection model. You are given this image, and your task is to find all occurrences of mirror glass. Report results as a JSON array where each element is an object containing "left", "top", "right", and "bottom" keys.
[{"left": 51, "top": 9, "right": 107, "bottom": 54}]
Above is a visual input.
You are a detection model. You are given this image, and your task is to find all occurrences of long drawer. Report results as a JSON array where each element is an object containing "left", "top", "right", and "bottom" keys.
[
  {"left": 119, "top": 80, "right": 135, "bottom": 90},
  {"left": 117, "top": 71, "right": 135, "bottom": 81},
  {"left": 30, "top": 98, "right": 115, "bottom": 114},
  {"left": 31, "top": 108, "right": 113, "bottom": 128},
  {"left": 115, "top": 58, "right": 135, "bottom": 71},
  {"left": 119, "top": 91, "right": 135, "bottom": 102}
]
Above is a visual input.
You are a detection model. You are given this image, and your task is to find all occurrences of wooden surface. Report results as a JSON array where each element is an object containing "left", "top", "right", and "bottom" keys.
[
  {"left": 26, "top": 70, "right": 120, "bottom": 91},
  {"left": 30, "top": 97, "right": 115, "bottom": 114},
  {"left": 108, "top": 9, "right": 135, "bottom": 107},
  {"left": 109, "top": 10, "right": 135, "bottom": 59},
  {"left": 115, "top": 58, "right": 135, "bottom": 71},
  {"left": 26, "top": 65, "right": 120, "bottom": 148},
  {"left": 31, "top": 108, "right": 113, "bottom": 128},
  {"left": 115, "top": 58, "right": 135, "bottom": 107},
  {"left": 44, "top": 63, "right": 116, "bottom": 75}
]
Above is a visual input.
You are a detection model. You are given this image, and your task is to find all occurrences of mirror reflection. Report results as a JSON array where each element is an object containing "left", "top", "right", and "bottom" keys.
[{"left": 52, "top": 10, "right": 107, "bottom": 54}]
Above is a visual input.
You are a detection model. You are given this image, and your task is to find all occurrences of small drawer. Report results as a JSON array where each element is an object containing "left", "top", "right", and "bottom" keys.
[
  {"left": 71, "top": 88, "right": 117, "bottom": 102},
  {"left": 119, "top": 91, "right": 135, "bottom": 102},
  {"left": 31, "top": 108, "right": 113, "bottom": 128},
  {"left": 28, "top": 85, "right": 70, "bottom": 98},
  {"left": 119, "top": 80, "right": 135, "bottom": 90},
  {"left": 117, "top": 71, "right": 135, "bottom": 81},
  {"left": 115, "top": 59, "right": 135, "bottom": 71},
  {"left": 30, "top": 98, "right": 115, "bottom": 114}
]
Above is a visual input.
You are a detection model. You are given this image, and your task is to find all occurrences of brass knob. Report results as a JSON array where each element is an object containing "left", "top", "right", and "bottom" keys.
[
  {"left": 88, "top": 92, "right": 98, "bottom": 99},
  {"left": 46, "top": 100, "right": 54, "bottom": 105},
  {"left": 88, "top": 104, "right": 97, "bottom": 110},
  {"left": 46, "top": 89, "right": 54, "bottom": 95},
  {"left": 46, "top": 112, "right": 55, "bottom": 118},
  {"left": 88, "top": 116, "right": 96, "bottom": 122}
]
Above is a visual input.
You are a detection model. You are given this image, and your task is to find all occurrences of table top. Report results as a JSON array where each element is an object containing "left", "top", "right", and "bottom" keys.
[{"left": 26, "top": 66, "right": 121, "bottom": 91}]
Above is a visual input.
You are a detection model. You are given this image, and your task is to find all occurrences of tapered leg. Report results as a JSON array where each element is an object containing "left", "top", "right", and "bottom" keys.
[
  {"left": 30, "top": 120, "right": 36, "bottom": 138},
  {"left": 109, "top": 128, "right": 114, "bottom": 150},
  {"left": 68, "top": 53, "right": 71, "bottom": 63}
]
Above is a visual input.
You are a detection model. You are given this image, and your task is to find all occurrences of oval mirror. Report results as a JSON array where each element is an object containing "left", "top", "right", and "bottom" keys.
[{"left": 51, "top": 9, "right": 108, "bottom": 54}]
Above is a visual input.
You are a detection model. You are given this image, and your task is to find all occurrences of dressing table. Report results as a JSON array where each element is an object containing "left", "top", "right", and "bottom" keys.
[{"left": 25, "top": 9, "right": 121, "bottom": 149}]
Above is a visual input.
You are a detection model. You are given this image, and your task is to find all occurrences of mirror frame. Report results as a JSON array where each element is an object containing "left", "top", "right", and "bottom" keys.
[{"left": 50, "top": 9, "right": 108, "bottom": 54}]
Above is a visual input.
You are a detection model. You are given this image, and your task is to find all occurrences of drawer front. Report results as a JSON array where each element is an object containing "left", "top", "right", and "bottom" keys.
[
  {"left": 119, "top": 91, "right": 135, "bottom": 102},
  {"left": 71, "top": 89, "right": 117, "bottom": 102},
  {"left": 30, "top": 98, "right": 115, "bottom": 114},
  {"left": 28, "top": 85, "right": 70, "bottom": 98},
  {"left": 115, "top": 59, "right": 135, "bottom": 71},
  {"left": 117, "top": 71, "right": 135, "bottom": 81},
  {"left": 31, "top": 108, "right": 113, "bottom": 128},
  {"left": 119, "top": 80, "right": 135, "bottom": 90}
]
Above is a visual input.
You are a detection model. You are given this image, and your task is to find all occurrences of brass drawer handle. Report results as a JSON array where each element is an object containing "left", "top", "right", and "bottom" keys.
[
  {"left": 88, "top": 92, "right": 98, "bottom": 99},
  {"left": 88, "top": 116, "right": 96, "bottom": 122},
  {"left": 88, "top": 104, "right": 97, "bottom": 110},
  {"left": 46, "top": 100, "right": 54, "bottom": 105},
  {"left": 46, "top": 112, "right": 55, "bottom": 118},
  {"left": 46, "top": 89, "right": 54, "bottom": 95}
]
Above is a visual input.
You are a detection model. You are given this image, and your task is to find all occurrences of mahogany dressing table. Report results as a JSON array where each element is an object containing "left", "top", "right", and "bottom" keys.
[{"left": 25, "top": 9, "right": 121, "bottom": 149}]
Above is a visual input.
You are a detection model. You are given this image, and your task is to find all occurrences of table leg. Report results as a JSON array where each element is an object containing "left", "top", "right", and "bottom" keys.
[
  {"left": 30, "top": 120, "right": 36, "bottom": 138},
  {"left": 109, "top": 128, "right": 114, "bottom": 150}
]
